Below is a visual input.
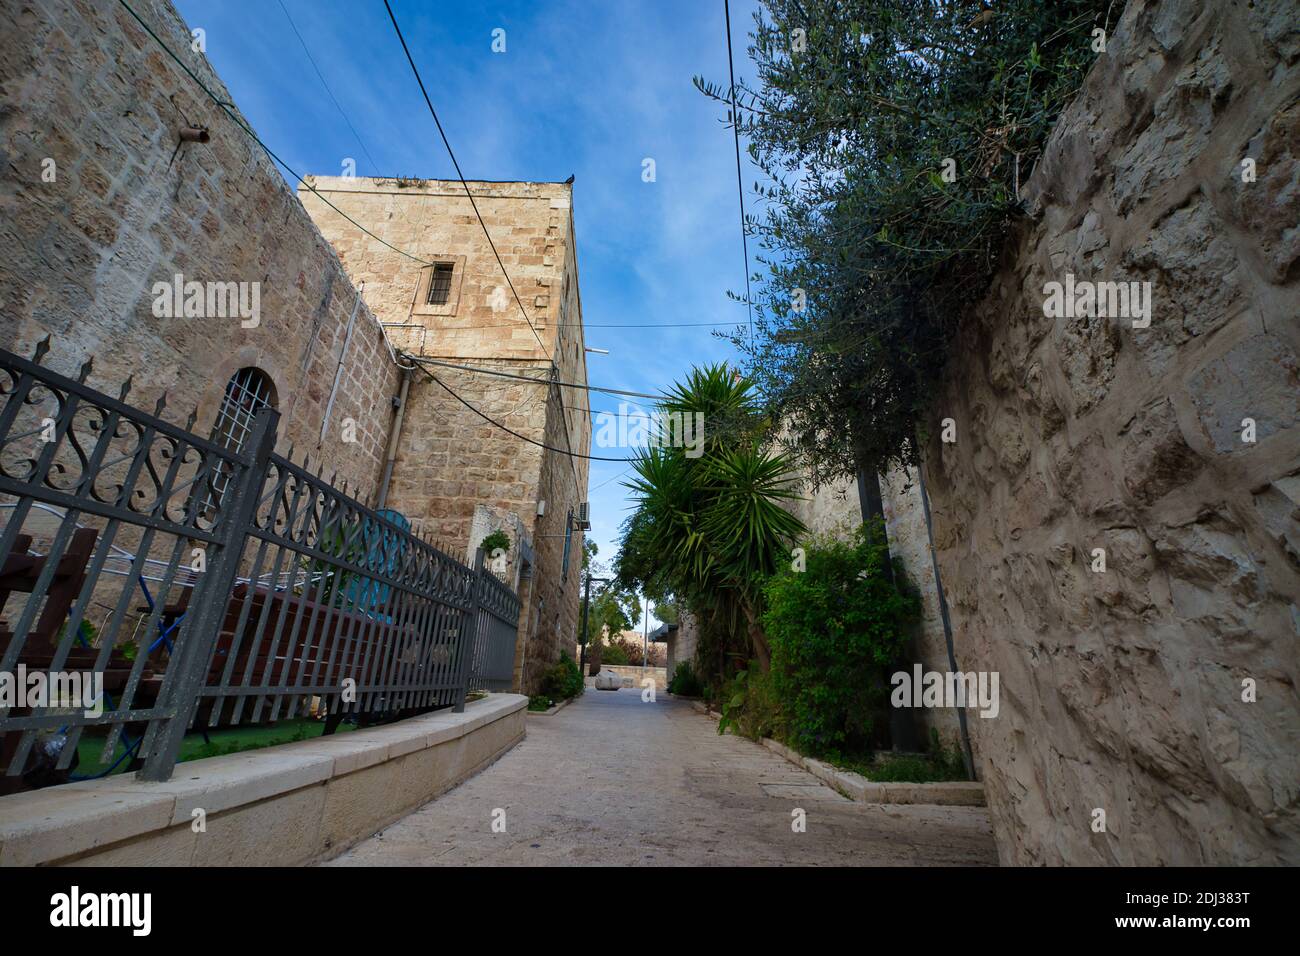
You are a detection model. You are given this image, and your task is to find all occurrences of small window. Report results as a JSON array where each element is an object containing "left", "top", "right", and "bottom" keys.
[
  {"left": 412, "top": 256, "right": 465, "bottom": 317},
  {"left": 425, "top": 263, "right": 454, "bottom": 306}
]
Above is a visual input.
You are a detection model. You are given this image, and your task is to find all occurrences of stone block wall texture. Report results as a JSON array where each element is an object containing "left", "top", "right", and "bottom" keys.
[
  {"left": 298, "top": 178, "right": 590, "bottom": 694},
  {"left": 664, "top": 611, "right": 699, "bottom": 685},
  {"left": 922, "top": 0, "right": 1299, "bottom": 864},
  {"left": 0, "top": 0, "right": 401, "bottom": 498}
]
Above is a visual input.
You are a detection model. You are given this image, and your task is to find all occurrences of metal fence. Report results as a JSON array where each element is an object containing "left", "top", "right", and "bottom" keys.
[
  {"left": 0, "top": 342, "right": 520, "bottom": 785},
  {"left": 468, "top": 561, "right": 522, "bottom": 693}
]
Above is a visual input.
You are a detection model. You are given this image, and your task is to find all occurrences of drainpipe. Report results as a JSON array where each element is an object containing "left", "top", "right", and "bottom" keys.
[
  {"left": 319, "top": 282, "right": 364, "bottom": 447},
  {"left": 376, "top": 363, "right": 413, "bottom": 511},
  {"left": 858, "top": 466, "right": 920, "bottom": 752},
  {"left": 856, "top": 468, "right": 894, "bottom": 581},
  {"left": 917, "top": 456, "right": 977, "bottom": 781}
]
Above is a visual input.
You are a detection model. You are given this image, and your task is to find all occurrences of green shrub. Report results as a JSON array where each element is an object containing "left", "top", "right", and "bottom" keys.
[
  {"left": 761, "top": 523, "right": 919, "bottom": 757},
  {"left": 926, "top": 727, "right": 968, "bottom": 780},
  {"left": 599, "top": 641, "right": 630, "bottom": 665},
  {"left": 528, "top": 695, "right": 554, "bottom": 712},
  {"left": 717, "top": 667, "right": 784, "bottom": 742},
  {"left": 830, "top": 727, "right": 968, "bottom": 781},
  {"left": 479, "top": 529, "right": 510, "bottom": 555},
  {"left": 667, "top": 661, "right": 704, "bottom": 697},
  {"left": 540, "top": 652, "right": 584, "bottom": 701}
]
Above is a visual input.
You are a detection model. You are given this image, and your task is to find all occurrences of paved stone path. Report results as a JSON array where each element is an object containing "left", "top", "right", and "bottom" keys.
[{"left": 325, "top": 688, "right": 998, "bottom": 866}]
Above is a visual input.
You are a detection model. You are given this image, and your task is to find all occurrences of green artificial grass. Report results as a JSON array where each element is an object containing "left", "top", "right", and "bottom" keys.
[{"left": 71, "top": 716, "right": 356, "bottom": 779}]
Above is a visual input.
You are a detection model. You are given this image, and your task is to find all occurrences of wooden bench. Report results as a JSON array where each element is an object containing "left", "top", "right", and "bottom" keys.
[{"left": 0, "top": 528, "right": 147, "bottom": 790}]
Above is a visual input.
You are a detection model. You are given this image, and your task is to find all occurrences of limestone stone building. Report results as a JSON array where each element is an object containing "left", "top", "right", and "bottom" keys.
[
  {"left": 0, "top": 0, "right": 588, "bottom": 695},
  {"left": 298, "top": 176, "right": 592, "bottom": 693}
]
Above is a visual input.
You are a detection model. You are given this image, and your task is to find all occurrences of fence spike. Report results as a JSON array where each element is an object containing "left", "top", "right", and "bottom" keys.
[
  {"left": 118, "top": 374, "right": 134, "bottom": 401},
  {"left": 32, "top": 335, "right": 51, "bottom": 364},
  {"left": 78, "top": 356, "right": 94, "bottom": 383},
  {"left": 185, "top": 406, "right": 199, "bottom": 431},
  {"left": 154, "top": 391, "right": 168, "bottom": 416}
]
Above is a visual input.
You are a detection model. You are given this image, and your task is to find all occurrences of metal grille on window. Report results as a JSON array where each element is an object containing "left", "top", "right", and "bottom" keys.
[
  {"left": 204, "top": 367, "right": 274, "bottom": 515},
  {"left": 426, "top": 262, "right": 454, "bottom": 306}
]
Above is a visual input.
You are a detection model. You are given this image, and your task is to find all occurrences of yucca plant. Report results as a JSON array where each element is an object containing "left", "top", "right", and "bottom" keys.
[{"left": 620, "top": 364, "right": 805, "bottom": 671}]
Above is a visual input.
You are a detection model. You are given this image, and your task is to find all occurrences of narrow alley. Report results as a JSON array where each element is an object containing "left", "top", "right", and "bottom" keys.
[{"left": 325, "top": 690, "right": 997, "bottom": 866}]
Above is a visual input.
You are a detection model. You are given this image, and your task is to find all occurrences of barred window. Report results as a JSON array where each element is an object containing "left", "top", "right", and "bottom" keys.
[
  {"left": 211, "top": 367, "right": 275, "bottom": 453},
  {"left": 204, "top": 367, "right": 275, "bottom": 516},
  {"left": 425, "top": 262, "right": 455, "bottom": 306}
]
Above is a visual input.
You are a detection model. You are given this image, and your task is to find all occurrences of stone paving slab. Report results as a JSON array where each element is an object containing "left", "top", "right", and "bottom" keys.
[{"left": 324, "top": 689, "right": 998, "bottom": 866}]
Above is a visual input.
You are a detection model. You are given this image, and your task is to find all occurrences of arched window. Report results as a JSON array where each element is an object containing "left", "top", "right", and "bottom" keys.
[
  {"left": 211, "top": 367, "right": 276, "bottom": 452},
  {"left": 204, "top": 367, "right": 276, "bottom": 514}
]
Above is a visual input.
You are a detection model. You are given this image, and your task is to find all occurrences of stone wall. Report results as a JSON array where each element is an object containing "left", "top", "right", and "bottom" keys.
[
  {"left": 785, "top": 472, "right": 860, "bottom": 537},
  {"left": 922, "top": 0, "right": 1299, "bottom": 864},
  {"left": 664, "top": 611, "right": 700, "bottom": 686},
  {"left": 594, "top": 665, "right": 668, "bottom": 692},
  {"left": 0, "top": 0, "right": 400, "bottom": 496}
]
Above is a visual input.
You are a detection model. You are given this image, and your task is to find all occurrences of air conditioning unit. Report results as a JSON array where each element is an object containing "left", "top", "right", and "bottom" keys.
[{"left": 577, "top": 501, "right": 591, "bottom": 530}]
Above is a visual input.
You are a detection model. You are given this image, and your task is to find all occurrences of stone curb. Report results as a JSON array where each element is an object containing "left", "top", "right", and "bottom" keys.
[
  {"left": 0, "top": 693, "right": 528, "bottom": 866},
  {"left": 688, "top": 700, "right": 984, "bottom": 807},
  {"left": 526, "top": 694, "right": 578, "bottom": 717}
]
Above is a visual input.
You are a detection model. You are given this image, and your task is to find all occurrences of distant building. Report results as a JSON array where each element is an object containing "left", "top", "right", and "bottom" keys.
[{"left": 299, "top": 177, "right": 591, "bottom": 693}]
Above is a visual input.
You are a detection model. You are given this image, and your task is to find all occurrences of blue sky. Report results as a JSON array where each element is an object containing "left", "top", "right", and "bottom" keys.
[{"left": 174, "top": 0, "right": 764, "bottom": 626}]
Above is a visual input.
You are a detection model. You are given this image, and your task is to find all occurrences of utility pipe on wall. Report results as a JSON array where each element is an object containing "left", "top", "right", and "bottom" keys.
[
  {"left": 376, "top": 363, "right": 413, "bottom": 511},
  {"left": 319, "top": 282, "right": 364, "bottom": 446},
  {"left": 917, "top": 457, "right": 977, "bottom": 781}
]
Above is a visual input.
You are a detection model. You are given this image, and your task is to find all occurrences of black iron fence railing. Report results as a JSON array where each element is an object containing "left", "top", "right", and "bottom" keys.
[{"left": 0, "top": 342, "right": 520, "bottom": 786}]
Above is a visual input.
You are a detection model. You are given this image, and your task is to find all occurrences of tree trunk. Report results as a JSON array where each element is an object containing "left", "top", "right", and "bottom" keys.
[{"left": 742, "top": 603, "right": 771, "bottom": 672}]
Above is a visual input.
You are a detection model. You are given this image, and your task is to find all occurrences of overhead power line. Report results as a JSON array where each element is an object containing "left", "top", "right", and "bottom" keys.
[
  {"left": 405, "top": 355, "right": 666, "bottom": 401},
  {"left": 115, "top": 0, "right": 431, "bottom": 266},
  {"left": 459, "top": 320, "right": 748, "bottom": 330},
  {"left": 383, "top": 0, "right": 552, "bottom": 363},
  {"left": 724, "top": 0, "right": 755, "bottom": 348},
  {"left": 276, "top": 0, "right": 381, "bottom": 174},
  {"left": 418, "top": 368, "right": 638, "bottom": 463},
  {"left": 590, "top": 466, "right": 635, "bottom": 493}
]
